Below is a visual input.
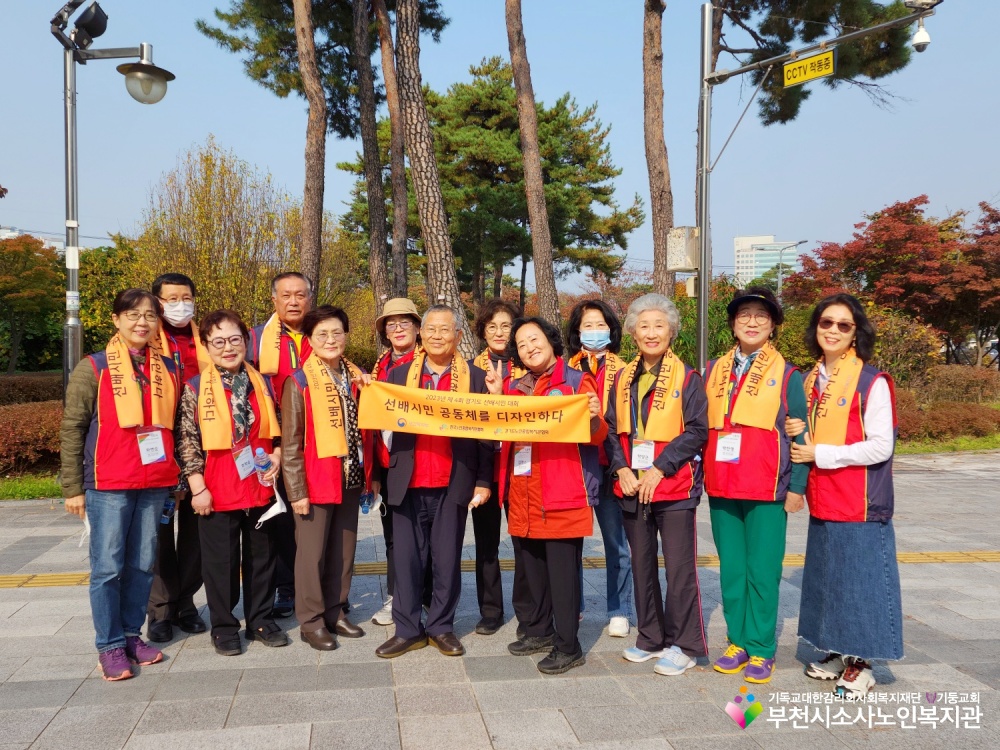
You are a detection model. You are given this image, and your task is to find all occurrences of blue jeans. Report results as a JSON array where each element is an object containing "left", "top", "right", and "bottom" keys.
[
  {"left": 593, "top": 484, "right": 634, "bottom": 620},
  {"left": 86, "top": 488, "right": 168, "bottom": 653}
]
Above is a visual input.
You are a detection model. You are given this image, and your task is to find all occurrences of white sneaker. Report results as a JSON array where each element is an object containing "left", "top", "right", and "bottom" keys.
[
  {"left": 371, "top": 596, "right": 393, "bottom": 626},
  {"left": 653, "top": 645, "right": 696, "bottom": 676},
  {"left": 608, "top": 616, "right": 630, "bottom": 638},
  {"left": 805, "top": 652, "right": 845, "bottom": 681},
  {"left": 835, "top": 658, "right": 876, "bottom": 697},
  {"left": 623, "top": 646, "right": 666, "bottom": 663}
]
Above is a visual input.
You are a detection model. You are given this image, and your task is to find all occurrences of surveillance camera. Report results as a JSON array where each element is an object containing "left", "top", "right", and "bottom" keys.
[{"left": 912, "top": 22, "right": 931, "bottom": 52}]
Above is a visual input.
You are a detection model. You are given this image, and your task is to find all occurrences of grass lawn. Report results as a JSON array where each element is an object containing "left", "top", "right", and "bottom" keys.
[
  {"left": 897, "top": 433, "right": 1000, "bottom": 455},
  {"left": 0, "top": 474, "right": 60, "bottom": 501}
]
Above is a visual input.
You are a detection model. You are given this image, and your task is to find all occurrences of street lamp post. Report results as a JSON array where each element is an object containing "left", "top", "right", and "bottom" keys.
[
  {"left": 695, "top": 1, "right": 943, "bottom": 371},
  {"left": 51, "top": 1, "right": 175, "bottom": 391},
  {"left": 775, "top": 239, "right": 808, "bottom": 302}
]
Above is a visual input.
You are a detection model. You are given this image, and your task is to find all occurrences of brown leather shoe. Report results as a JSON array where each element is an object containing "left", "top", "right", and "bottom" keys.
[
  {"left": 332, "top": 618, "right": 365, "bottom": 639},
  {"left": 429, "top": 632, "right": 465, "bottom": 656},
  {"left": 375, "top": 634, "right": 428, "bottom": 659},
  {"left": 300, "top": 627, "right": 338, "bottom": 651}
]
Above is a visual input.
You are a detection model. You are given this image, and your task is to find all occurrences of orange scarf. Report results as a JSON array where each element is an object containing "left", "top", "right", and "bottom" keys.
[
  {"left": 105, "top": 334, "right": 175, "bottom": 429},
  {"left": 198, "top": 363, "right": 280, "bottom": 450},
  {"left": 153, "top": 322, "right": 210, "bottom": 372},
  {"left": 804, "top": 350, "right": 864, "bottom": 445},
  {"left": 303, "top": 355, "right": 364, "bottom": 459},
  {"left": 568, "top": 350, "right": 624, "bottom": 408},
  {"left": 613, "top": 351, "right": 685, "bottom": 441},
  {"left": 706, "top": 342, "right": 785, "bottom": 431},
  {"left": 474, "top": 349, "right": 526, "bottom": 380},
  {"left": 257, "top": 314, "right": 285, "bottom": 375},
  {"left": 406, "top": 349, "right": 471, "bottom": 392}
]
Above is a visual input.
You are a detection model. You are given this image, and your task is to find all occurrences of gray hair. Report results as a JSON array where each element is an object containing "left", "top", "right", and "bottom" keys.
[
  {"left": 270, "top": 271, "right": 314, "bottom": 297},
  {"left": 421, "top": 304, "right": 461, "bottom": 329},
  {"left": 623, "top": 293, "right": 681, "bottom": 342}
]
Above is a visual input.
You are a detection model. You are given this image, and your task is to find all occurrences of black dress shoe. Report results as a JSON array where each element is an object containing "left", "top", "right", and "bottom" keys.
[
  {"left": 516, "top": 622, "right": 526, "bottom": 640},
  {"left": 375, "top": 634, "right": 428, "bottom": 659},
  {"left": 508, "top": 635, "right": 554, "bottom": 656},
  {"left": 332, "top": 618, "right": 365, "bottom": 639},
  {"left": 429, "top": 632, "right": 465, "bottom": 656},
  {"left": 475, "top": 616, "right": 503, "bottom": 636},
  {"left": 147, "top": 619, "right": 173, "bottom": 643},
  {"left": 174, "top": 613, "right": 207, "bottom": 634},
  {"left": 537, "top": 646, "right": 586, "bottom": 675},
  {"left": 213, "top": 635, "right": 242, "bottom": 656},
  {"left": 246, "top": 623, "right": 290, "bottom": 647},
  {"left": 300, "top": 627, "right": 338, "bottom": 651}
]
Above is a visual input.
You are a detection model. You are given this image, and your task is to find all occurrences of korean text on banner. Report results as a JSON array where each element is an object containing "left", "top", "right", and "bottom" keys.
[{"left": 358, "top": 380, "right": 591, "bottom": 444}]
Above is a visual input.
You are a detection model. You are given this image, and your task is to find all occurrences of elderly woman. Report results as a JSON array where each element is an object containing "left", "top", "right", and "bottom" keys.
[
  {"left": 470, "top": 298, "right": 525, "bottom": 635},
  {"left": 177, "top": 309, "right": 289, "bottom": 656},
  {"left": 704, "top": 288, "right": 809, "bottom": 684},
  {"left": 282, "top": 306, "right": 372, "bottom": 650},
  {"left": 369, "top": 298, "right": 422, "bottom": 627},
  {"left": 787, "top": 293, "right": 901, "bottom": 697},
  {"left": 604, "top": 293, "right": 708, "bottom": 677},
  {"left": 61, "top": 289, "right": 179, "bottom": 681},
  {"left": 488, "top": 317, "right": 606, "bottom": 675},
  {"left": 566, "top": 299, "right": 634, "bottom": 639}
]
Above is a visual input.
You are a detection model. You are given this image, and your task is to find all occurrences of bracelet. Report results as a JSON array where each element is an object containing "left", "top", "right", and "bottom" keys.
[{"left": 192, "top": 487, "right": 208, "bottom": 498}]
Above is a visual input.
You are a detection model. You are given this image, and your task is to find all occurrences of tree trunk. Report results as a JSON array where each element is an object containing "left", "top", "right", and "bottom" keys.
[
  {"left": 373, "top": 0, "right": 409, "bottom": 298},
  {"left": 505, "top": 0, "right": 559, "bottom": 327},
  {"left": 353, "top": 0, "right": 391, "bottom": 310},
  {"left": 493, "top": 261, "right": 503, "bottom": 299},
  {"left": 644, "top": 0, "right": 675, "bottom": 297},
  {"left": 395, "top": 0, "right": 475, "bottom": 357},
  {"left": 6, "top": 321, "right": 22, "bottom": 374},
  {"left": 519, "top": 253, "right": 528, "bottom": 312},
  {"left": 292, "top": 0, "right": 327, "bottom": 288}
]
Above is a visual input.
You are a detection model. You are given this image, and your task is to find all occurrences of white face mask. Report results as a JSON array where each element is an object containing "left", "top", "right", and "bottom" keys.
[{"left": 162, "top": 300, "right": 195, "bottom": 328}]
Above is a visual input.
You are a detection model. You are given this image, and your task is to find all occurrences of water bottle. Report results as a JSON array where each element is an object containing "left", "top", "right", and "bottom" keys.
[
  {"left": 160, "top": 497, "right": 176, "bottom": 525},
  {"left": 254, "top": 448, "right": 274, "bottom": 487}
]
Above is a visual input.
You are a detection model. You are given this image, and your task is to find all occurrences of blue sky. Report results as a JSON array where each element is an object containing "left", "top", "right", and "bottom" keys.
[{"left": 1, "top": 0, "right": 995, "bottom": 290}]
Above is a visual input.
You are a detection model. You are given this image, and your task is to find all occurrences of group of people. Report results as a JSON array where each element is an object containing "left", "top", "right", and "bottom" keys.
[{"left": 60, "top": 270, "right": 902, "bottom": 698}]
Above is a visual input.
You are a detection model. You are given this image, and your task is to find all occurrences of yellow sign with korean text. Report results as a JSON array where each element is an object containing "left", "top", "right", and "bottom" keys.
[
  {"left": 358, "top": 380, "right": 591, "bottom": 443},
  {"left": 783, "top": 50, "right": 835, "bottom": 88}
]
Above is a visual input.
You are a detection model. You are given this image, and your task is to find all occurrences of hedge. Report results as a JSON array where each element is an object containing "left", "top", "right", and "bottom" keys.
[
  {"left": 0, "top": 373, "right": 63, "bottom": 406},
  {"left": 0, "top": 400, "right": 62, "bottom": 474},
  {"left": 896, "top": 389, "right": 1000, "bottom": 441},
  {"left": 923, "top": 365, "right": 1000, "bottom": 404}
]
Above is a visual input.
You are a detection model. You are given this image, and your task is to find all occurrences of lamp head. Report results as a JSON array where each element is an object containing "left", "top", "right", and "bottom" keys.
[
  {"left": 69, "top": 1, "right": 107, "bottom": 50},
  {"left": 116, "top": 43, "right": 175, "bottom": 104}
]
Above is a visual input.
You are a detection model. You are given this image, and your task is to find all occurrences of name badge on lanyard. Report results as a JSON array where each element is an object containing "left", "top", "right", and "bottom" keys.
[
  {"left": 631, "top": 439, "right": 655, "bottom": 471},
  {"left": 136, "top": 427, "right": 167, "bottom": 465},
  {"left": 513, "top": 442, "right": 532, "bottom": 476},
  {"left": 232, "top": 444, "right": 255, "bottom": 480},
  {"left": 715, "top": 429, "right": 742, "bottom": 464}
]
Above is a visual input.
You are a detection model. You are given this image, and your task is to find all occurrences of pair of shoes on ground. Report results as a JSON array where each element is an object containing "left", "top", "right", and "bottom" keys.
[
  {"left": 375, "top": 631, "right": 464, "bottom": 658},
  {"left": 507, "top": 634, "right": 585, "bottom": 674},
  {"left": 371, "top": 596, "right": 394, "bottom": 626},
  {"left": 623, "top": 644, "right": 697, "bottom": 676},
  {"left": 299, "top": 618, "right": 363, "bottom": 651},
  {"left": 147, "top": 613, "right": 208, "bottom": 643},
  {"left": 215, "top": 623, "right": 290, "bottom": 656},
  {"left": 712, "top": 644, "right": 776, "bottom": 683},
  {"left": 806, "top": 652, "right": 876, "bottom": 696},
  {"left": 98, "top": 636, "right": 164, "bottom": 681}
]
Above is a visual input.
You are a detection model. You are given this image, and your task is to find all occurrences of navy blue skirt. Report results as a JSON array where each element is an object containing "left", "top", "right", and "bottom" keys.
[{"left": 798, "top": 516, "right": 904, "bottom": 661}]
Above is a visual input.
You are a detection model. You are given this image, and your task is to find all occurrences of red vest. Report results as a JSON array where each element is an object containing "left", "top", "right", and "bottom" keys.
[
  {"left": 186, "top": 376, "right": 275, "bottom": 512},
  {"left": 703, "top": 361, "right": 797, "bottom": 502},
  {"left": 806, "top": 367, "right": 897, "bottom": 523},
  {"left": 248, "top": 322, "right": 312, "bottom": 408},
  {"left": 287, "top": 369, "right": 373, "bottom": 504},
  {"left": 84, "top": 352, "right": 179, "bottom": 492},
  {"left": 163, "top": 325, "right": 201, "bottom": 385}
]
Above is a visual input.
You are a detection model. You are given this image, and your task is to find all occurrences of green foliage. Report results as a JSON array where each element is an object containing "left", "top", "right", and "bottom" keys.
[
  {"left": 672, "top": 277, "right": 740, "bottom": 365},
  {"left": 0, "top": 236, "right": 63, "bottom": 373},
  {"left": 0, "top": 474, "right": 60, "bottom": 501},
  {"left": 196, "top": 0, "right": 448, "bottom": 139},
  {"left": 80, "top": 240, "right": 140, "bottom": 354}
]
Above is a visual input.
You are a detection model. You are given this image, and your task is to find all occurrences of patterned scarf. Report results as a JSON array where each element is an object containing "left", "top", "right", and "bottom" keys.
[
  {"left": 224, "top": 368, "right": 254, "bottom": 444},
  {"left": 329, "top": 360, "right": 364, "bottom": 488}
]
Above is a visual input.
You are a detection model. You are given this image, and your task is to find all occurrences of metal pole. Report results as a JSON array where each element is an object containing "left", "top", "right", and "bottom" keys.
[
  {"left": 696, "top": 3, "right": 713, "bottom": 372},
  {"left": 63, "top": 48, "right": 81, "bottom": 394},
  {"left": 776, "top": 245, "right": 786, "bottom": 302}
]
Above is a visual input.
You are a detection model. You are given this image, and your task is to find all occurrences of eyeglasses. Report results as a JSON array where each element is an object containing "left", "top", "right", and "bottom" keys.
[
  {"left": 313, "top": 331, "right": 346, "bottom": 343},
  {"left": 485, "top": 323, "right": 512, "bottom": 334},
  {"left": 122, "top": 311, "right": 158, "bottom": 323},
  {"left": 818, "top": 318, "right": 856, "bottom": 334},
  {"left": 422, "top": 327, "right": 454, "bottom": 336},
  {"left": 208, "top": 335, "right": 246, "bottom": 350},
  {"left": 385, "top": 320, "right": 414, "bottom": 332},
  {"left": 735, "top": 311, "right": 771, "bottom": 324},
  {"left": 158, "top": 296, "right": 193, "bottom": 304}
]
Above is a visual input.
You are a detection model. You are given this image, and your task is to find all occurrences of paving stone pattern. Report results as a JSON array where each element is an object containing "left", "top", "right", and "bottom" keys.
[{"left": 0, "top": 452, "right": 997, "bottom": 748}]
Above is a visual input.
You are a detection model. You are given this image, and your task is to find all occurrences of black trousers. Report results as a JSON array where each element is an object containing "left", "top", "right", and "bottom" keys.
[
  {"left": 380, "top": 507, "right": 395, "bottom": 596},
  {"left": 621, "top": 504, "right": 708, "bottom": 657},
  {"left": 391, "top": 488, "right": 467, "bottom": 639},
  {"left": 472, "top": 489, "right": 504, "bottom": 619},
  {"left": 505, "top": 503, "right": 533, "bottom": 627},
  {"left": 271, "top": 475, "right": 296, "bottom": 601},
  {"left": 199, "top": 505, "right": 277, "bottom": 639},
  {"left": 147, "top": 490, "right": 202, "bottom": 622},
  {"left": 518, "top": 536, "right": 583, "bottom": 655}
]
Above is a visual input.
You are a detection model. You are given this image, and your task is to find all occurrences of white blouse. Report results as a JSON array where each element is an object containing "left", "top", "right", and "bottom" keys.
[{"left": 813, "top": 364, "right": 894, "bottom": 470}]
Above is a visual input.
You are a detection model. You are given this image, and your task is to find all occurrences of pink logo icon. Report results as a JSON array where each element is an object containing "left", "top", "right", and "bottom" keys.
[{"left": 725, "top": 685, "right": 763, "bottom": 729}]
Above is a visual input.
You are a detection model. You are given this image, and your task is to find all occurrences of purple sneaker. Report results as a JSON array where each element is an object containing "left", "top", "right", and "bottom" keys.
[
  {"left": 744, "top": 656, "right": 775, "bottom": 683},
  {"left": 98, "top": 648, "right": 134, "bottom": 681},
  {"left": 125, "top": 635, "right": 164, "bottom": 666},
  {"left": 713, "top": 643, "right": 749, "bottom": 674}
]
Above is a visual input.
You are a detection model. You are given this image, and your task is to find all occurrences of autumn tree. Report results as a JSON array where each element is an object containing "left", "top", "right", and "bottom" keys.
[
  {"left": 0, "top": 236, "right": 62, "bottom": 373},
  {"left": 79, "top": 240, "right": 140, "bottom": 354}
]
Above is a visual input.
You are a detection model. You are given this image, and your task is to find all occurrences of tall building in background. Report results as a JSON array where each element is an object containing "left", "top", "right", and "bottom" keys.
[{"left": 734, "top": 235, "right": 806, "bottom": 286}]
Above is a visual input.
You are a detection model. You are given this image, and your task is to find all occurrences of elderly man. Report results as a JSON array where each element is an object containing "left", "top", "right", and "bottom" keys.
[
  {"left": 247, "top": 271, "right": 314, "bottom": 621},
  {"left": 146, "top": 272, "right": 210, "bottom": 643},
  {"left": 375, "top": 305, "right": 494, "bottom": 659}
]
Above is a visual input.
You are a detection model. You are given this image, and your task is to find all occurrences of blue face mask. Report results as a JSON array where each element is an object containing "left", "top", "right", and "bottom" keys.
[{"left": 580, "top": 330, "right": 612, "bottom": 352}]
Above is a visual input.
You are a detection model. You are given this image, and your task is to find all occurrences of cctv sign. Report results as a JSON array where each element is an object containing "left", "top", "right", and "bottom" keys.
[{"left": 783, "top": 50, "right": 836, "bottom": 88}]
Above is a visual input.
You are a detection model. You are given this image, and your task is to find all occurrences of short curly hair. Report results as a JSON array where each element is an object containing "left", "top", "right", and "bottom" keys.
[
  {"left": 474, "top": 298, "right": 522, "bottom": 340},
  {"left": 505, "top": 317, "right": 565, "bottom": 370}
]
